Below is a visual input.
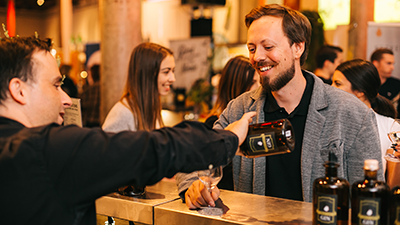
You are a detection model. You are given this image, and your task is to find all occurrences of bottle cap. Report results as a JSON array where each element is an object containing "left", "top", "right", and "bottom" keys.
[{"left": 364, "top": 159, "right": 379, "bottom": 171}]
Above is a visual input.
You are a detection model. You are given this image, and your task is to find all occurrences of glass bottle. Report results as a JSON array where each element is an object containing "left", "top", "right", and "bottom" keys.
[
  {"left": 239, "top": 118, "right": 295, "bottom": 158},
  {"left": 313, "top": 152, "right": 350, "bottom": 225},
  {"left": 390, "top": 186, "right": 400, "bottom": 225},
  {"left": 351, "top": 159, "right": 390, "bottom": 225}
]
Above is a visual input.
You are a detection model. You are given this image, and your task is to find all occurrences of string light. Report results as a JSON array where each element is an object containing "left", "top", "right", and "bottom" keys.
[
  {"left": 80, "top": 71, "right": 88, "bottom": 79},
  {"left": 37, "top": 0, "right": 45, "bottom": 6}
]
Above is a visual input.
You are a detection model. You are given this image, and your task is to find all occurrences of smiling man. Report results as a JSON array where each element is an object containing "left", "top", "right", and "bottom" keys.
[
  {"left": 177, "top": 4, "right": 383, "bottom": 208},
  {"left": 0, "top": 37, "right": 254, "bottom": 225}
]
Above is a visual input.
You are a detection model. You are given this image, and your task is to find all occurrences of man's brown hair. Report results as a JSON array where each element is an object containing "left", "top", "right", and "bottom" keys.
[{"left": 245, "top": 4, "right": 311, "bottom": 66}]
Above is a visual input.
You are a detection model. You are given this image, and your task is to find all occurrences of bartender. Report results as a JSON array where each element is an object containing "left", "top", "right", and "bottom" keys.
[{"left": 0, "top": 36, "right": 255, "bottom": 225}]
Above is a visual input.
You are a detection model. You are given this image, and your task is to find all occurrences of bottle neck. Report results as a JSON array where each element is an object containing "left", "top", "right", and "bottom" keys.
[
  {"left": 364, "top": 170, "right": 377, "bottom": 180},
  {"left": 325, "top": 167, "right": 337, "bottom": 178}
]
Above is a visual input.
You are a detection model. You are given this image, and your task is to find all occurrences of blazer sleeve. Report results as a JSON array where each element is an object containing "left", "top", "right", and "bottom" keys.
[{"left": 346, "top": 110, "right": 385, "bottom": 184}]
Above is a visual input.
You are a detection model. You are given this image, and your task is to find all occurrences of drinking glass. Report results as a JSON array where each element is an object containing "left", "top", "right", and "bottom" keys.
[
  {"left": 386, "top": 119, "right": 400, "bottom": 162},
  {"left": 197, "top": 165, "right": 223, "bottom": 198}
]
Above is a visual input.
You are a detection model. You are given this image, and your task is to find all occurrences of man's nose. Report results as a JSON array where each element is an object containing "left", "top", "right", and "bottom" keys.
[
  {"left": 253, "top": 48, "right": 267, "bottom": 63},
  {"left": 61, "top": 89, "right": 72, "bottom": 108}
]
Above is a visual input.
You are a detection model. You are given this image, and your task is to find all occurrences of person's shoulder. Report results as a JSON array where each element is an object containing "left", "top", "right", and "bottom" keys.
[
  {"left": 204, "top": 115, "right": 218, "bottom": 128},
  {"left": 375, "top": 111, "right": 394, "bottom": 126},
  {"left": 310, "top": 72, "right": 370, "bottom": 113},
  {"left": 387, "top": 77, "right": 400, "bottom": 83},
  {"left": 386, "top": 77, "right": 400, "bottom": 87},
  {"left": 102, "top": 101, "right": 136, "bottom": 132},
  {"left": 328, "top": 86, "right": 367, "bottom": 108},
  {"left": 107, "top": 101, "right": 132, "bottom": 116},
  {"left": 231, "top": 87, "right": 262, "bottom": 104},
  {"left": 224, "top": 88, "right": 261, "bottom": 114}
]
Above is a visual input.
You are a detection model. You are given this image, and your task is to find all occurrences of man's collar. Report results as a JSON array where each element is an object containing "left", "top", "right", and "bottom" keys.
[{"left": 0, "top": 117, "right": 26, "bottom": 127}]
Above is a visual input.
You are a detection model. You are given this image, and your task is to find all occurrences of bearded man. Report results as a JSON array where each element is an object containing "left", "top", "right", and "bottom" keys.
[{"left": 176, "top": 4, "right": 382, "bottom": 208}]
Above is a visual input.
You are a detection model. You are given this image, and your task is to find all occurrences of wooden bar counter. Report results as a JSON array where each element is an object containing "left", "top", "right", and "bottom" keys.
[
  {"left": 154, "top": 189, "right": 312, "bottom": 225},
  {"left": 95, "top": 181, "right": 179, "bottom": 224},
  {"left": 96, "top": 181, "right": 313, "bottom": 224}
]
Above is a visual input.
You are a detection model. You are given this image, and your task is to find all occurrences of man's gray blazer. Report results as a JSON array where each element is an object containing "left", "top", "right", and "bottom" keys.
[{"left": 176, "top": 71, "right": 383, "bottom": 203}]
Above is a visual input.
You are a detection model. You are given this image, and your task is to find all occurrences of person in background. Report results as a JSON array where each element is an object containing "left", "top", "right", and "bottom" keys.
[
  {"left": 314, "top": 45, "right": 343, "bottom": 85},
  {"left": 198, "top": 56, "right": 260, "bottom": 191},
  {"left": 80, "top": 64, "right": 101, "bottom": 127},
  {"left": 60, "top": 64, "right": 78, "bottom": 98},
  {"left": 0, "top": 36, "right": 254, "bottom": 225},
  {"left": 371, "top": 48, "right": 400, "bottom": 117},
  {"left": 103, "top": 42, "right": 175, "bottom": 132},
  {"left": 332, "top": 59, "right": 399, "bottom": 172},
  {"left": 177, "top": 4, "right": 382, "bottom": 209},
  {"left": 205, "top": 56, "right": 260, "bottom": 128},
  {"left": 102, "top": 42, "right": 176, "bottom": 192}
]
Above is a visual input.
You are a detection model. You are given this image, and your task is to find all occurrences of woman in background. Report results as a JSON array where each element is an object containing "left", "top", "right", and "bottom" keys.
[
  {"left": 103, "top": 42, "right": 175, "bottom": 132},
  {"left": 205, "top": 55, "right": 260, "bottom": 190},
  {"left": 206, "top": 55, "right": 260, "bottom": 127},
  {"left": 103, "top": 42, "right": 176, "bottom": 194},
  {"left": 332, "top": 59, "right": 399, "bottom": 173}
]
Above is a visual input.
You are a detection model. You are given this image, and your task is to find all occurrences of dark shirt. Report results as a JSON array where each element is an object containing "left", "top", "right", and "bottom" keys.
[
  {"left": 379, "top": 77, "right": 400, "bottom": 118},
  {"left": 80, "top": 82, "right": 101, "bottom": 127},
  {"left": 0, "top": 117, "right": 238, "bottom": 225},
  {"left": 317, "top": 76, "right": 332, "bottom": 85},
  {"left": 379, "top": 77, "right": 400, "bottom": 100},
  {"left": 263, "top": 71, "right": 314, "bottom": 201}
]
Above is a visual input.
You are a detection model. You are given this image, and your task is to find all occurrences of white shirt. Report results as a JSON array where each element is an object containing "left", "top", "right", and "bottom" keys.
[{"left": 374, "top": 111, "right": 400, "bottom": 173}]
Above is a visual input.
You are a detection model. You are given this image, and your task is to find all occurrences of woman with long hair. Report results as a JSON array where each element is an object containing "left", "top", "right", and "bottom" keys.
[
  {"left": 103, "top": 42, "right": 175, "bottom": 132},
  {"left": 332, "top": 59, "right": 399, "bottom": 173},
  {"left": 103, "top": 42, "right": 175, "bottom": 195},
  {"left": 204, "top": 55, "right": 260, "bottom": 190},
  {"left": 206, "top": 55, "right": 260, "bottom": 128}
]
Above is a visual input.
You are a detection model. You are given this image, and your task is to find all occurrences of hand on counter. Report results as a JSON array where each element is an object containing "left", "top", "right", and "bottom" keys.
[
  {"left": 224, "top": 111, "right": 256, "bottom": 155},
  {"left": 185, "top": 179, "right": 220, "bottom": 209}
]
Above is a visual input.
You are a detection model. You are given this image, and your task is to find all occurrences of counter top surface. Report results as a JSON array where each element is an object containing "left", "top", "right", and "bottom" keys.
[
  {"left": 95, "top": 180, "right": 179, "bottom": 224},
  {"left": 154, "top": 189, "right": 313, "bottom": 225}
]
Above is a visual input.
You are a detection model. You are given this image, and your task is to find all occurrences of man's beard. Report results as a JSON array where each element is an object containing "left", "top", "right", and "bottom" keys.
[{"left": 260, "top": 60, "right": 295, "bottom": 92}]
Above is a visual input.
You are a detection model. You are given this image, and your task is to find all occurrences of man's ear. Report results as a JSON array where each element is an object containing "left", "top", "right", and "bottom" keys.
[
  {"left": 293, "top": 42, "right": 305, "bottom": 59},
  {"left": 372, "top": 60, "right": 379, "bottom": 68},
  {"left": 9, "top": 78, "right": 28, "bottom": 105},
  {"left": 323, "top": 59, "right": 331, "bottom": 69}
]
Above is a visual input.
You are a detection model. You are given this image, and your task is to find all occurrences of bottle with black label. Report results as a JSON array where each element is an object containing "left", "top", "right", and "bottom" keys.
[
  {"left": 313, "top": 152, "right": 350, "bottom": 225},
  {"left": 239, "top": 118, "right": 295, "bottom": 158},
  {"left": 351, "top": 159, "right": 390, "bottom": 225},
  {"left": 390, "top": 186, "right": 400, "bottom": 225}
]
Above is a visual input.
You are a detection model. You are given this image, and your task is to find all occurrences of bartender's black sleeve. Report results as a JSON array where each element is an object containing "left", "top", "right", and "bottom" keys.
[{"left": 0, "top": 118, "right": 237, "bottom": 225}]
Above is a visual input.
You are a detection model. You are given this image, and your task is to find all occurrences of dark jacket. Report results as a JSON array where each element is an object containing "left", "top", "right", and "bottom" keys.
[{"left": 0, "top": 117, "right": 237, "bottom": 225}]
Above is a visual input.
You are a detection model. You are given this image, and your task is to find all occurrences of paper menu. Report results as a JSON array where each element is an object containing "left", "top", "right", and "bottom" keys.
[{"left": 63, "top": 98, "right": 82, "bottom": 127}]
